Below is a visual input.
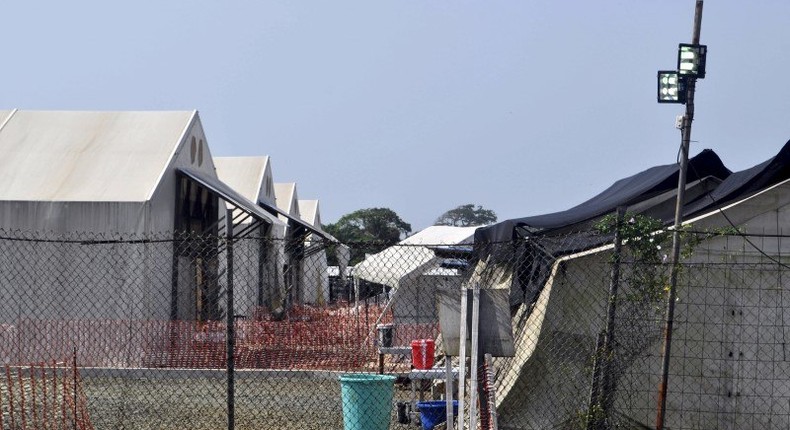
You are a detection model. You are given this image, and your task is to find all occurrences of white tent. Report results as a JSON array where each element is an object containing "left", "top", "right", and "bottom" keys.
[
  {"left": 214, "top": 156, "right": 288, "bottom": 317},
  {"left": 0, "top": 110, "right": 213, "bottom": 233},
  {"left": 298, "top": 199, "right": 330, "bottom": 305},
  {"left": 213, "top": 156, "right": 284, "bottom": 234},
  {"left": 354, "top": 226, "right": 478, "bottom": 324},
  {"left": 0, "top": 110, "right": 282, "bottom": 322}
]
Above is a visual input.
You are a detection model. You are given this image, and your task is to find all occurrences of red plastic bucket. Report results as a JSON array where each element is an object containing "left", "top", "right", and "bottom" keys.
[{"left": 411, "top": 339, "right": 435, "bottom": 369}]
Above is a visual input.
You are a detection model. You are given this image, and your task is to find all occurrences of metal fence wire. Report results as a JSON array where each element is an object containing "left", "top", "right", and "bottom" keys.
[{"left": 1, "top": 224, "right": 790, "bottom": 429}]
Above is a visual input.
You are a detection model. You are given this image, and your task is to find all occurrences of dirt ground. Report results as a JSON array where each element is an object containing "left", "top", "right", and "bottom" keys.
[{"left": 81, "top": 373, "right": 434, "bottom": 430}]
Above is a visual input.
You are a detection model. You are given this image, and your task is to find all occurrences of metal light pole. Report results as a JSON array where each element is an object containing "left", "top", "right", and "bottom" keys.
[{"left": 655, "top": 2, "right": 704, "bottom": 429}]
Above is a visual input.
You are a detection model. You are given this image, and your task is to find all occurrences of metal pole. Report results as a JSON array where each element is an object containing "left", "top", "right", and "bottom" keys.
[
  {"left": 354, "top": 276, "right": 360, "bottom": 341},
  {"left": 457, "top": 287, "right": 468, "bottom": 430},
  {"left": 599, "top": 206, "right": 625, "bottom": 427},
  {"left": 469, "top": 285, "right": 481, "bottom": 430},
  {"left": 226, "top": 211, "right": 235, "bottom": 430},
  {"left": 586, "top": 331, "right": 606, "bottom": 430},
  {"left": 446, "top": 354, "right": 454, "bottom": 430},
  {"left": 656, "top": 2, "right": 703, "bottom": 429},
  {"left": 73, "top": 347, "right": 77, "bottom": 430}
]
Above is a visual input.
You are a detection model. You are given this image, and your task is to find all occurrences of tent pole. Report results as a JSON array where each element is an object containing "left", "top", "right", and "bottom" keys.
[
  {"left": 354, "top": 276, "right": 360, "bottom": 343},
  {"left": 362, "top": 288, "right": 399, "bottom": 348}
]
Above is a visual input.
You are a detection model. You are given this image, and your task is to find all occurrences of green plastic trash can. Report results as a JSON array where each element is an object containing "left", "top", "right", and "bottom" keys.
[{"left": 339, "top": 373, "right": 396, "bottom": 430}]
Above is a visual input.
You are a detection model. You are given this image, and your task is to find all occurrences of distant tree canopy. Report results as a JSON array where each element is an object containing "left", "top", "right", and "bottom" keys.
[
  {"left": 434, "top": 204, "right": 497, "bottom": 227},
  {"left": 323, "top": 207, "right": 412, "bottom": 265}
]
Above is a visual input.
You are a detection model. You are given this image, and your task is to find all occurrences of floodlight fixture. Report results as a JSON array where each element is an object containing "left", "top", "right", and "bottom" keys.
[
  {"left": 657, "top": 71, "right": 687, "bottom": 104},
  {"left": 677, "top": 43, "right": 707, "bottom": 78}
]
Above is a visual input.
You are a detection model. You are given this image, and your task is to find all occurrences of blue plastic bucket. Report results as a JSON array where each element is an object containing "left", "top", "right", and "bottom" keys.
[
  {"left": 416, "top": 400, "right": 459, "bottom": 430},
  {"left": 339, "top": 373, "right": 396, "bottom": 430}
]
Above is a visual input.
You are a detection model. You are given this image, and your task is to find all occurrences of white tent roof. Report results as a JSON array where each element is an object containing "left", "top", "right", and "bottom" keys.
[
  {"left": 401, "top": 225, "right": 478, "bottom": 245},
  {"left": 0, "top": 110, "right": 196, "bottom": 202},
  {"left": 0, "top": 110, "right": 14, "bottom": 127},
  {"left": 354, "top": 225, "right": 478, "bottom": 289},
  {"left": 214, "top": 157, "right": 270, "bottom": 206},
  {"left": 298, "top": 200, "right": 320, "bottom": 226},
  {"left": 296, "top": 199, "right": 344, "bottom": 244},
  {"left": 273, "top": 182, "right": 298, "bottom": 216},
  {"left": 212, "top": 156, "right": 285, "bottom": 232}
]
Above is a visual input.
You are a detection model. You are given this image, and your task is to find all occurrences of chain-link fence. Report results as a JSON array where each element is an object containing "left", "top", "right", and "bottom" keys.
[{"left": 1, "top": 223, "right": 790, "bottom": 429}]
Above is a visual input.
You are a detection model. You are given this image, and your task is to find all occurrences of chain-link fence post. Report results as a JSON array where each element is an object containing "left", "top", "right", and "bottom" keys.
[
  {"left": 226, "top": 211, "right": 235, "bottom": 430},
  {"left": 599, "top": 206, "right": 625, "bottom": 428}
]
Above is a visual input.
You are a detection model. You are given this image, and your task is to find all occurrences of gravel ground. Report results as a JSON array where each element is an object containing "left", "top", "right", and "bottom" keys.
[{"left": 80, "top": 371, "right": 429, "bottom": 430}]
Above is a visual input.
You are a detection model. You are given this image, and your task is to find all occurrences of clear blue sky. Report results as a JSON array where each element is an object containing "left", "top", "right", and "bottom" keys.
[{"left": 3, "top": 1, "right": 790, "bottom": 231}]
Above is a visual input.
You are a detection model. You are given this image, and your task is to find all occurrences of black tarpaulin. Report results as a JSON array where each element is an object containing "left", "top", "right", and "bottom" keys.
[
  {"left": 684, "top": 139, "right": 790, "bottom": 218},
  {"left": 471, "top": 148, "right": 730, "bottom": 308},
  {"left": 473, "top": 141, "right": 790, "bottom": 308},
  {"left": 475, "top": 148, "right": 730, "bottom": 244}
]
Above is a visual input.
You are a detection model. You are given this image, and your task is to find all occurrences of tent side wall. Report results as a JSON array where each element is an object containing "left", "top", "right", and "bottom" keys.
[
  {"left": 0, "top": 201, "right": 150, "bottom": 234},
  {"left": 0, "top": 200, "right": 158, "bottom": 322},
  {"left": 300, "top": 246, "right": 329, "bottom": 305},
  {"left": 393, "top": 271, "right": 465, "bottom": 325},
  {"left": 496, "top": 252, "right": 611, "bottom": 428},
  {"left": 497, "top": 181, "right": 790, "bottom": 428},
  {"left": 615, "top": 234, "right": 790, "bottom": 429},
  {"left": 230, "top": 229, "right": 287, "bottom": 318},
  {"left": 619, "top": 201, "right": 790, "bottom": 429}
]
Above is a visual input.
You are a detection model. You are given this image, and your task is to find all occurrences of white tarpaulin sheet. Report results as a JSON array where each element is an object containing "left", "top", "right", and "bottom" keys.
[{"left": 353, "top": 226, "right": 478, "bottom": 289}]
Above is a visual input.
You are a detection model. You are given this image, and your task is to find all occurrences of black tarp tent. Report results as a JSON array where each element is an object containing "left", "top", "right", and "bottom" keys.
[
  {"left": 474, "top": 140, "right": 790, "bottom": 308},
  {"left": 475, "top": 148, "right": 731, "bottom": 245},
  {"left": 685, "top": 139, "right": 790, "bottom": 218}
]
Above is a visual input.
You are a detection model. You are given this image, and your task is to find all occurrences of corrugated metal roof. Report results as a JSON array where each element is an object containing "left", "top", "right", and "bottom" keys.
[{"left": 0, "top": 110, "right": 195, "bottom": 202}]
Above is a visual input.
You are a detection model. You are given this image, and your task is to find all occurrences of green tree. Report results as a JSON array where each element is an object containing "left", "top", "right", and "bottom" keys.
[
  {"left": 434, "top": 204, "right": 497, "bottom": 227},
  {"left": 324, "top": 207, "right": 412, "bottom": 264}
]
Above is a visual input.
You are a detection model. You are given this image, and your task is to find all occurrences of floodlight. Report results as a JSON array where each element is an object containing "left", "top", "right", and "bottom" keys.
[
  {"left": 677, "top": 44, "right": 707, "bottom": 78},
  {"left": 657, "top": 71, "right": 687, "bottom": 104}
]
